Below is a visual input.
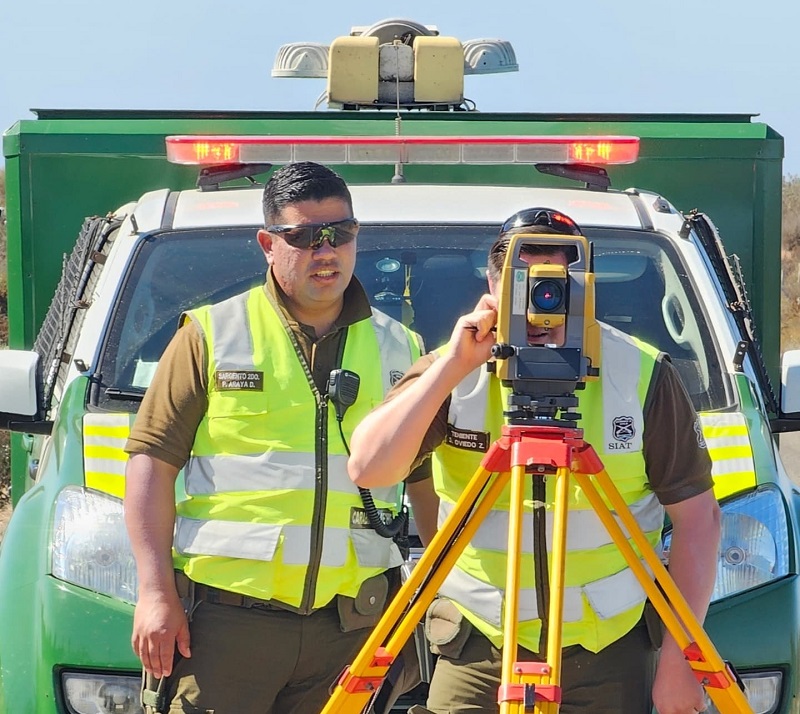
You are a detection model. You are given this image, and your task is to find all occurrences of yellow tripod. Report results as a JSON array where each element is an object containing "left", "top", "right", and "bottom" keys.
[{"left": 323, "top": 423, "right": 754, "bottom": 714}]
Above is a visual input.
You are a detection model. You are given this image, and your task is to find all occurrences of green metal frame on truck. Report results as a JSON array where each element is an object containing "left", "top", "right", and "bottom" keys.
[{"left": 2, "top": 109, "right": 784, "bottom": 503}]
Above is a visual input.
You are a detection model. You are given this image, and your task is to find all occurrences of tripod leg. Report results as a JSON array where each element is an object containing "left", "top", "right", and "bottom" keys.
[
  {"left": 499, "top": 462, "right": 525, "bottom": 714},
  {"left": 323, "top": 464, "right": 511, "bottom": 714},
  {"left": 544, "top": 465, "right": 570, "bottom": 693},
  {"left": 499, "top": 464, "right": 567, "bottom": 714}
]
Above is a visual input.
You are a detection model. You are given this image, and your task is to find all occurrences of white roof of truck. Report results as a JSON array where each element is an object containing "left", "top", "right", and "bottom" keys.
[{"left": 160, "top": 184, "right": 671, "bottom": 232}]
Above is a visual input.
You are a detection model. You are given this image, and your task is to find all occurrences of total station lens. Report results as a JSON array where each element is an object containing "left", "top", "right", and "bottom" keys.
[{"left": 530, "top": 279, "right": 565, "bottom": 312}]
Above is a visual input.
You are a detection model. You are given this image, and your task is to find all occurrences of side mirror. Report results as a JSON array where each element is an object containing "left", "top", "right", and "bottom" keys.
[
  {"left": 772, "top": 350, "right": 800, "bottom": 433},
  {"left": 781, "top": 350, "right": 800, "bottom": 414},
  {"left": 0, "top": 350, "right": 48, "bottom": 432}
]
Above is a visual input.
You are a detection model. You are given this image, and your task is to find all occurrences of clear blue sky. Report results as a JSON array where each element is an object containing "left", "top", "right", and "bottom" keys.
[{"left": 2, "top": 0, "right": 799, "bottom": 173}]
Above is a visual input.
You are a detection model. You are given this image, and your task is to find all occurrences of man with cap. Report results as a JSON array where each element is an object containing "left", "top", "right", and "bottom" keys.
[{"left": 347, "top": 208, "right": 720, "bottom": 714}]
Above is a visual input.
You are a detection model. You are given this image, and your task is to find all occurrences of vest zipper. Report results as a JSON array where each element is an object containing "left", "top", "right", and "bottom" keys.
[{"left": 300, "top": 394, "right": 328, "bottom": 613}]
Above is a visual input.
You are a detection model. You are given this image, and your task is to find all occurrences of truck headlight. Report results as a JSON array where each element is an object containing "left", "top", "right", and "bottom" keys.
[
  {"left": 704, "top": 671, "right": 782, "bottom": 714},
  {"left": 663, "top": 486, "right": 789, "bottom": 602},
  {"left": 712, "top": 486, "right": 789, "bottom": 602},
  {"left": 51, "top": 486, "right": 138, "bottom": 604},
  {"left": 61, "top": 671, "right": 142, "bottom": 714}
]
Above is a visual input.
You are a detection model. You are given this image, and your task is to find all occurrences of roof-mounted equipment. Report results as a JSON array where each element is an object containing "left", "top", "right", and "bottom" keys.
[
  {"left": 535, "top": 164, "right": 612, "bottom": 192},
  {"left": 195, "top": 163, "right": 274, "bottom": 192},
  {"left": 270, "top": 17, "right": 518, "bottom": 110}
]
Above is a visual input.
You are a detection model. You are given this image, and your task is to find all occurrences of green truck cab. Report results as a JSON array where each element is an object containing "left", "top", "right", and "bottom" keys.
[{"left": 2, "top": 18, "right": 800, "bottom": 714}]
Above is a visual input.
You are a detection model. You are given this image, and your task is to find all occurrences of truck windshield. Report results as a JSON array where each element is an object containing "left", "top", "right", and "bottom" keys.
[{"left": 97, "top": 224, "right": 726, "bottom": 413}]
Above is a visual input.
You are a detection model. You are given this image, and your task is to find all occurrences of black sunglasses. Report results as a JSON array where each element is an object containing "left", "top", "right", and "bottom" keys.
[
  {"left": 265, "top": 218, "right": 360, "bottom": 250},
  {"left": 500, "top": 208, "right": 582, "bottom": 237}
]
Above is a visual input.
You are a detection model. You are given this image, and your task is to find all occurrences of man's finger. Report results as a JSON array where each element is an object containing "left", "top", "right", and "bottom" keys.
[
  {"left": 474, "top": 316, "right": 497, "bottom": 341},
  {"left": 158, "top": 639, "right": 175, "bottom": 678},
  {"left": 176, "top": 624, "right": 192, "bottom": 659},
  {"left": 475, "top": 294, "right": 497, "bottom": 311},
  {"left": 139, "top": 643, "right": 154, "bottom": 678}
]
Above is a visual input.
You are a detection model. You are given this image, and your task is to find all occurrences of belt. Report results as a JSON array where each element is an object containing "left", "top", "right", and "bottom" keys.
[
  {"left": 192, "top": 582, "right": 286, "bottom": 611},
  {"left": 175, "top": 571, "right": 337, "bottom": 611}
]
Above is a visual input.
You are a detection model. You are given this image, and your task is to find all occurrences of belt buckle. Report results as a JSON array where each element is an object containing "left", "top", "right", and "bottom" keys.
[{"left": 247, "top": 596, "right": 274, "bottom": 610}]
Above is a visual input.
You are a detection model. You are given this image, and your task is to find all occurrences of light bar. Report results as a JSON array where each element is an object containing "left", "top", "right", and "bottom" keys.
[{"left": 165, "top": 135, "right": 640, "bottom": 167}]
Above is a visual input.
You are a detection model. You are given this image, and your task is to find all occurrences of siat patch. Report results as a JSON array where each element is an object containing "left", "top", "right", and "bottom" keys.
[{"left": 612, "top": 415, "right": 636, "bottom": 442}]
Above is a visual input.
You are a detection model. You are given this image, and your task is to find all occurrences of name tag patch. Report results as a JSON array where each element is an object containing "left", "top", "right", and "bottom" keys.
[
  {"left": 446, "top": 425, "right": 490, "bottom": 452},
  {"left": 350, "top": 507, "right": 395, "bottom": 530},
  {"left": 215, "top": 370, "right": 264, "bottom": 391}
]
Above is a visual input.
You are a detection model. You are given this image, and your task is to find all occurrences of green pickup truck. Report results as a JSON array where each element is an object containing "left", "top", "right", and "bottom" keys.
[{"left": 1, "top": 18, "right": 799, "bottom": 714}]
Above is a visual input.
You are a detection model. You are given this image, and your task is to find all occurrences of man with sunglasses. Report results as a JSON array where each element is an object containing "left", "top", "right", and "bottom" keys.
[
  {"left": 347, "top": 208, "right": 720, "bottom": 714},
  {"left": 124, "top": 161, "right": 434, "bottom": 713}
]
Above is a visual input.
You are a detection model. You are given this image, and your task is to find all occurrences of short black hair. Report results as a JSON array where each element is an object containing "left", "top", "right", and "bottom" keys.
[{"left": 262, "top": 162, "right": 353, "bottom": 225}]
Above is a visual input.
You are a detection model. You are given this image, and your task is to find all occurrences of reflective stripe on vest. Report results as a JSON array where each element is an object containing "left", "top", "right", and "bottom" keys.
[
  {"left": 177, "top": 287, "right": 420, "bottom": 608},
  {"left": 183, "top": 451, "right": 350, "bottom": 495},
  {"left": 438, "top": 490, "right": 664, "bottom": 552},
  {"left": 700, "top": 411, "right": 756, "bottom": 500},
  {"left": 174, "top": 518, "right": 352, "bottom": 566},
  {"left": 438, "top": 554, "right": 654, "bottom": 626},
  {"left": 435, "top": 323, "right": 662, "bottom": 653},
  {"left": 83, "top": 413, "right": 135, "bottom": 498}
]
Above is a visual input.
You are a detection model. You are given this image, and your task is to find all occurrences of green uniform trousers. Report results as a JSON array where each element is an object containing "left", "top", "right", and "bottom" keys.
[
  {"left": 162, "top": 600, "right": 368, "bottom": 714},
  {"left": 425, "top": 621, "right": 657, "bottom": 713}
]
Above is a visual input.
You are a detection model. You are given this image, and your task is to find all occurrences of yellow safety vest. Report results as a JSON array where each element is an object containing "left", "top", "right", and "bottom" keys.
[
  {"left": 176, "top": 287, "right": 420, "bottom": 611},
  {"left": 434, "top": 323, "right": 662, "bottom": 653}
]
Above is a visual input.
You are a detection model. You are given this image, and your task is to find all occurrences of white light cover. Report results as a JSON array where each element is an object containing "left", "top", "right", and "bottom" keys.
[
  {"left": 62, "top": 672, "right": 141, "bottom": 714},
  {"left": 704, "top": 672, "right": 781, "bottom": 714},
  {"left": 715, "top": 511, "right": 777, "bottom": 600},
  {"left": 51, "top": 486, "right": 139, "bottom": 604},
  {"left": 272, "top": 42, "right": 329, "bottom": 78},
  {"left": 664, "top": 486, "right": 789, "bottom": 603},
  {"left": 463, "top": 38, "right": 519, "bottom": 75},
  {"left": 712, "top": 487, "right": 789, "bottom": 601}
]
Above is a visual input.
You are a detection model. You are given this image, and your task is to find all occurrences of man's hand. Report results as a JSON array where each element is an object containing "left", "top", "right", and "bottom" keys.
[
  {"left": 654, "top": 489, "right": 720, "bottom": 713},
  {"left": 132, "top": 589, "right": 191, "bottom": 678},
  {"left": 652, "top": 642, "right": 706, "bottom": 713},
  {"left": 348, "top": 294, "right": 498, "bottom": 489},
  {"left": 124, "top": 453, "right": 186, "bottom": 678},
  {"left": 444, "top": 294, "right": 497, "bottom": 377}
]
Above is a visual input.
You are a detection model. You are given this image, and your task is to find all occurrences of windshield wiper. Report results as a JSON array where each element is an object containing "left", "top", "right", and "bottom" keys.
[{"left": 104, "top": 387, "right": 146, "bottom": 401}]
